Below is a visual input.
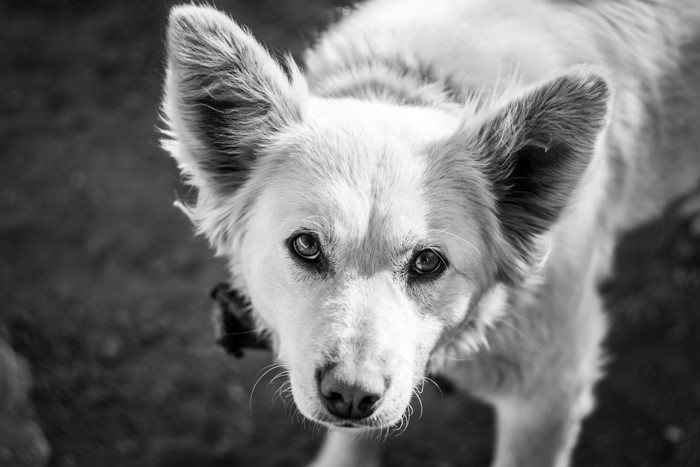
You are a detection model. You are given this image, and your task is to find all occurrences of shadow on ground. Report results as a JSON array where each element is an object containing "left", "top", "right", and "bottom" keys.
[{"left": 0, "top": 1, "right": 698, "bottom": 466}]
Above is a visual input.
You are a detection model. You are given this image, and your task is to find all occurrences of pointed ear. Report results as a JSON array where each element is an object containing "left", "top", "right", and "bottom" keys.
[
  {"left": 470, "top": 67, "right": 612, "bottom": 281},
  {"left": 161, "top": 5, "right": 307, "bottom": 195}
]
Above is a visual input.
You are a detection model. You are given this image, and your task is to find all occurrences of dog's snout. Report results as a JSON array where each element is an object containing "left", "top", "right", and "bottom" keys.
[{"left": 318, "top": 366, "right": 385, "bottom": 420}]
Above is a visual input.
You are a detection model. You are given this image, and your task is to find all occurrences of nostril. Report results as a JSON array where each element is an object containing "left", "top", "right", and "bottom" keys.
[
  {"left": 358, "top": 394, "right": 379, "bottom": 411},
  {"left": 319, "top": 369, "right": 353, "bottom": 419},
  {"left": 351, "top": 392, "right": 381, "bottom": 420}
]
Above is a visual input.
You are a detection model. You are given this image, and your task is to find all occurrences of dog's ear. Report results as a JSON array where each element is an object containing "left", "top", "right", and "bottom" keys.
[
  {"left": 468, "top": 67, "right": 611, "bottom": 282},
  {"left": 162, "top": 5, "right": 307, "bottom": 195}
]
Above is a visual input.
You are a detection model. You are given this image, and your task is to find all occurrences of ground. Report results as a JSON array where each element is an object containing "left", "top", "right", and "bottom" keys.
[{"left": 0, "top": 1, "right": 699, "bottom": 466}]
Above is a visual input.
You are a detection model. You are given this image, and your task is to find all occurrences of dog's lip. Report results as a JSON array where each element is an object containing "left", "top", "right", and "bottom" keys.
[
  {"left": 314, "top": 414, "right": 381, "bottom": 430},
  {"left": 326, "top": 420, "right": 378, "bottom": 431},
  {"left": 334, "top": 421, "right": 362, "bottom": 429},
  {"left": 314, "top": 410, "right": 403, "bottom": 431}
]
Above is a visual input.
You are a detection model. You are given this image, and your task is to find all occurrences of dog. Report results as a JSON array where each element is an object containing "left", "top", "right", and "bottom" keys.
[{"left": 160, "top": 1, "right": 700, "bottom": 466}]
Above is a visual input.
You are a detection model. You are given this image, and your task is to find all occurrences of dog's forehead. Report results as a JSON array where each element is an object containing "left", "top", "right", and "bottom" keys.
[
  {"left": 307, "top": 97, "right": 459, "bottom": 139},
  {"left": 264, "top": 99, "right": 460, "bottom": 267}
]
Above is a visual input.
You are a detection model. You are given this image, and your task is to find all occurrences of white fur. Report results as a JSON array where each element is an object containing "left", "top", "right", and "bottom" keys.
[{"left": 161, "top": 1, "right": 700, "bottom": 466}]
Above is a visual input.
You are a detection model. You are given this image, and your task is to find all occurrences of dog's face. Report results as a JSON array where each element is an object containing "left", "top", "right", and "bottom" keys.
[
  {"left": 236, "top": 99, "right": 487, "bottom": 427},
  {"left": 162, "top": 7, "right": 610, "bottom": 429}
]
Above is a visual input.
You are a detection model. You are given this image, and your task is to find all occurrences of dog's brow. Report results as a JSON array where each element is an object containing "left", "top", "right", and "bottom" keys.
[
  {"left": 296, "top": 215, "right": 333, "bottom": 235},
  {"left": 392, "top": 236, "right": 439, "bottom": 260}
]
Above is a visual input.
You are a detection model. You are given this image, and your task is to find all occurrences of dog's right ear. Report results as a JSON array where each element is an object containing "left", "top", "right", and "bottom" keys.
[{"left": 162, "top": 5, "right": 307, "bottom": 195}]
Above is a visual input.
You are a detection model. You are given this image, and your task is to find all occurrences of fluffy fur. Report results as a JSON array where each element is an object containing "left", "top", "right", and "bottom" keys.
[{"left": 160, "top": 1, "right": 700, "bottom": 466}]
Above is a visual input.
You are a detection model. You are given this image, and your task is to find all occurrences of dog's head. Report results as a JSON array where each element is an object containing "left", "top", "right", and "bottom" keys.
[{"left": 162, "top": 6, "right": 611, "bottom": 430}]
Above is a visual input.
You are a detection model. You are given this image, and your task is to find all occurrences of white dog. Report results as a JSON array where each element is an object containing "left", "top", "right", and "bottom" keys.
[{"left": 161, "top": 1, "right": 700, "bottom": 466}]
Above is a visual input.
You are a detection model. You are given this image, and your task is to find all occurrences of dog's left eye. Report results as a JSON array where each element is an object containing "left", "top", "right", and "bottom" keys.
[
  {"left": 292, "top": 233, "right": 321, "bottom": 260},
  {"left": 411, "top": 249, "right": 445, "bottom": 275}
]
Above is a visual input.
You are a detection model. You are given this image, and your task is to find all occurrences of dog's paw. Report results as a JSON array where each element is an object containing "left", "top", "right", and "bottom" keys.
[{"left": 678, "top": 188, "right": 700, "bottom": 236}]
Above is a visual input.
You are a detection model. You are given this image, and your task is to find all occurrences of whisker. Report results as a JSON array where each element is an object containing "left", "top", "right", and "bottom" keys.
[
  {"left": 271, "top": 376, "right": 291, "bottom": 406},
  {"left": 422, "top": 376, "right": 444, "bottom": 396},
  {"left": 426, "top": 228, "right": 480, "bottom": 255},
  {"left": 249, "top": 363, "right": 285, "bottom": 415},
  {"left": 299, "top": 215, "right": 328, "bottom": 232},
  {"left": 413, "top": 388, "right": 424, "bottom": 420}
]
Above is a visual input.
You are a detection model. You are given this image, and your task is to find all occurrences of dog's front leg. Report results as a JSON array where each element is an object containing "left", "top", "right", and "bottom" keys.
[
  {"left": 490, "top": 377, "right": 595, "bottom": 467},
  {"left": 308, "top": 429, "right": 381, "bottom": 467},
  {"left": 488, "top": 282, "right": 606, "bottom": 467}
]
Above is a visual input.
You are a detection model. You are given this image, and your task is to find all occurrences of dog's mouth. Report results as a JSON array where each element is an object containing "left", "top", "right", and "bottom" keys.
[
  {"left": 309, "top": 401, "right": 393, "bottom": 430},
  {"left": 327, "top": 420, "right": 370, "bottom": 430},
  {"left": 336, "top": 421, "right": 362, "bottom": 428},
  {"left": 313, "top": 411, "right": 404, "bottom": 431}
]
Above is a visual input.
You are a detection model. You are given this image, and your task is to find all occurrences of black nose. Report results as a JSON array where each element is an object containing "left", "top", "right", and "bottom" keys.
[{"left": 318, "top": 366, "right": 385, "bottom": 420}]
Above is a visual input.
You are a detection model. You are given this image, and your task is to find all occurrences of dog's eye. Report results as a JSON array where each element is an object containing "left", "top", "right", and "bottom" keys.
[
  {"left": 292, "top": 233, "right": 321, "bottom": 260},
  {"left": 411, "top": 249, "right": 445, "bottom": 275}
]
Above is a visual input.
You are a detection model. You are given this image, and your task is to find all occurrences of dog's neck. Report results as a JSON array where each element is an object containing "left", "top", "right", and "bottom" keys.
[{"left": 308, "top": 59, "right": 468, "bottom": 109}]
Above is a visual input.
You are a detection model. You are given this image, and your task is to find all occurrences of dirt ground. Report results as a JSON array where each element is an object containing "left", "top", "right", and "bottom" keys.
[{"left": 1, "top": 1, "right": 699, "bottom": 466}]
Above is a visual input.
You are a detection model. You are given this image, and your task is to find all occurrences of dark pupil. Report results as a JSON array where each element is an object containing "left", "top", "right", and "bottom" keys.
[
  {"left": 296, "top": 235, "right": 317, "bottom": 256},
  {"left": 415, "top": 251, "right": 439, "bottom": 272}
]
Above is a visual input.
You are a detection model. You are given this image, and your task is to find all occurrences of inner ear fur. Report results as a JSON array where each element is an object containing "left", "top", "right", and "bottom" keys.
[
  {"left": 470, "top": 67, "right": 612, "bottom": 282},
  {"left": 161, "top": 5, "right": 307, "bottom": 196}
]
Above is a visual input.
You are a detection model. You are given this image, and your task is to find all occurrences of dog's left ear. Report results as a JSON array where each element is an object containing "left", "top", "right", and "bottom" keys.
[
  {"left": 162, "top": 5, "right": 307, "bottom": 196},
  {"left": 463, "top": 67, "right": 612, "bottom": 283}
]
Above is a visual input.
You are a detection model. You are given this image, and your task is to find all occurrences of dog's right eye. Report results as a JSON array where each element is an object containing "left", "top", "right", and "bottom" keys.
[{"left": 292, "top": 233, "right": 321, "bottom": 260}]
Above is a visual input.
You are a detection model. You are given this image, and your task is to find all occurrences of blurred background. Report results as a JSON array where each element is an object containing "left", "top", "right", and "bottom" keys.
[{"left": 0, "top": 0, "right": 699, "bottom": 466}]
